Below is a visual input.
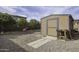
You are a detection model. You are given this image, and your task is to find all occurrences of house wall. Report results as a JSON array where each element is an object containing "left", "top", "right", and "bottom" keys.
[{"left": 73, "top": 21, "right": 79, "bottom": 31}]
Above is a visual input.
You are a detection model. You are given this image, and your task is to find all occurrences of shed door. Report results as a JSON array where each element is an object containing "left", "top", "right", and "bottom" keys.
[{"left": 47, "top": 18, "right": 58, "bottom": 36}]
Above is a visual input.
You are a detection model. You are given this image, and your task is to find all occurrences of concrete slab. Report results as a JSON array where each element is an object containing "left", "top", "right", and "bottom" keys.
[{"left": 27, "top": 36, "right": 57, "bottom": 48}]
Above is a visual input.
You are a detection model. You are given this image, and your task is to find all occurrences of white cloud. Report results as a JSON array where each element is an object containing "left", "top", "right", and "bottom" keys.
[
  {"left": 0, "top": 6, "right": 79, "bottom": 21},
  {"left": 0, "top": 6, "right": 17, "bottom": 13}
]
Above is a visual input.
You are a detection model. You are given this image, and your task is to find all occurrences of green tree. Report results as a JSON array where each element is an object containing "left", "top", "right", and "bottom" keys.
[
  {"left": 17, "top": 18, "right": 28, "bottom": 31},
  {"left": 29, "top": 19, "right": 40, "bottom": 29},
  {"left": 0, "top": 18, "right": 3, "bottom": 32},
  {"left": 0, "top": 13, "right": 17, "bottom": 32}
]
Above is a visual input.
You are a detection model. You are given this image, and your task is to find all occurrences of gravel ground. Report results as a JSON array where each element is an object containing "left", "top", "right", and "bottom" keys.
[
  {"left": 0, "top": 31, "right": 42, "bottom": 52},
  {"left": 1, "top": 31, "right": 79, "bottom": 52}
]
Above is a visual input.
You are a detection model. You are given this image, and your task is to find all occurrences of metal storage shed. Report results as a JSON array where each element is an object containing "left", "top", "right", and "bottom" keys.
[{"left": 41, "top": 14, "right": 73, "bottom": 39}]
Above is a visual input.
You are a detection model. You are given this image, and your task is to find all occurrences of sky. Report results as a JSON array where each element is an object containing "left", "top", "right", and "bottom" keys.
[{"left": 0, "top": 6, "right": 79, "bottom": 21}]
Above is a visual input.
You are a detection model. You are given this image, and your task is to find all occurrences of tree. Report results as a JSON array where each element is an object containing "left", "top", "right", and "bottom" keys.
[
  {"left": 0, "top": 18, "right": 3, "bottom": 32},
  {"left": 17, "top": 18, "right": 28, "bottom": 31},
  {"left": 0, "top": 13, "right": 17, "bottom": 32},
  {"left": 29, "top": 19, "right": 40, "bottom": 29}
]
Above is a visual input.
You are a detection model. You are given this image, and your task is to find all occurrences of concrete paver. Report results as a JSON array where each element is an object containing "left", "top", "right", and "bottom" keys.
[{"left": 27, "top": 36, "right": 57, "bottom": 48}]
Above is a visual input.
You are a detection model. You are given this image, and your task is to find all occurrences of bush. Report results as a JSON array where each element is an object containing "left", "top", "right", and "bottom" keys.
[
  {"left": 29, "top": 19, "right": 40, "bottom": 30},
  {"left": 17, "top": 18, "right": 28, "bottom": 31}
]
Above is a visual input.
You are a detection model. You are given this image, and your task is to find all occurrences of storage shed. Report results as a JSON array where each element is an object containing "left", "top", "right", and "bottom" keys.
[{"left": 41, "top": 14, "right": 73, "bottom": 39}]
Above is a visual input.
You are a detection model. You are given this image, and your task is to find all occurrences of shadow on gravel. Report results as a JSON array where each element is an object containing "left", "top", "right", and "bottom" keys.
[
  {"left": 1, "top": 30, "right": 41, "bottom": 36},
  {"left": 0, "top": 38, "right": 27, "bottom": 52},
  {"left": 0, "top": 30, "right": 41, "bottom": 52},
  {"left": 71, "top": 32, "right": 79, "bottom": 41}
]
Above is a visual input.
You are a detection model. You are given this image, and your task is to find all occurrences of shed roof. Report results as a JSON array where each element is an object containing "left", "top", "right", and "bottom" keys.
[{"left": 41, "top": 14, "right": 72, "bottom": 20}]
